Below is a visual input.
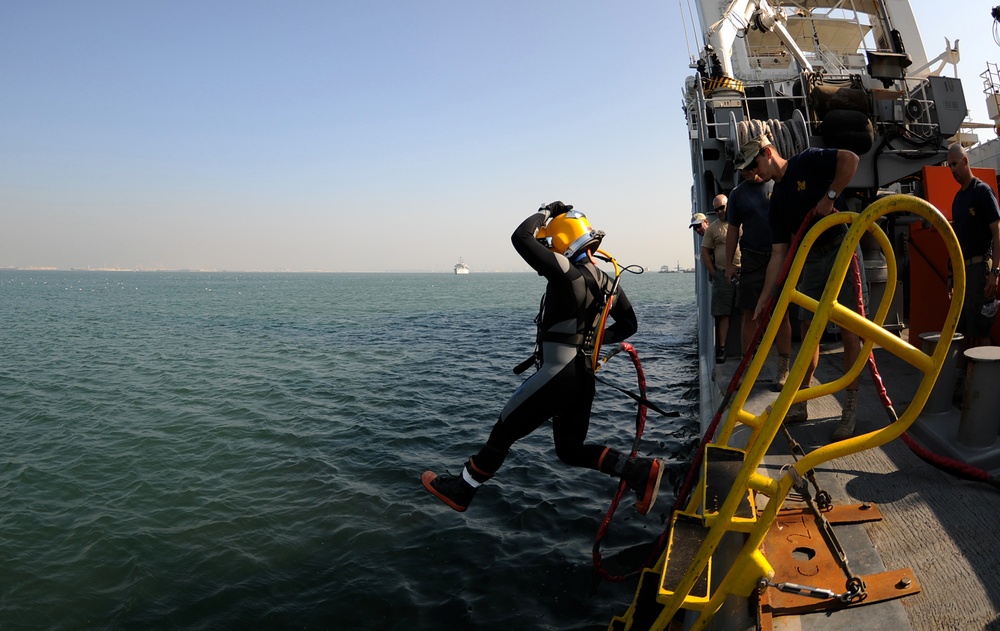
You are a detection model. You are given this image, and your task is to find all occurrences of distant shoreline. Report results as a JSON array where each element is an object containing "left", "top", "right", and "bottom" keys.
[{"left": 1, "top": 267, "right": 535, "bottom": 274}]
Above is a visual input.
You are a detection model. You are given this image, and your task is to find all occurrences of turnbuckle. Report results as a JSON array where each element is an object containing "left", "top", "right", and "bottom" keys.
[
  {"left": 781, "top": 425, "right": 832, "bottom": 510},
  {"left": 784, "top": 467, "right": 869, "bottom": 603},
  {"left": 757, "top": 577, "right": 866, "bottom": 603}
]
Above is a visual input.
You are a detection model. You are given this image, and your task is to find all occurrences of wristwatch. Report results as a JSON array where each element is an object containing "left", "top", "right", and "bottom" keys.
[
  {"left": 993, "top": 267, "right": 1000, "bottom": 276},
  {"left": 826, "top": 189, "right": 838, "bottom": 200}
]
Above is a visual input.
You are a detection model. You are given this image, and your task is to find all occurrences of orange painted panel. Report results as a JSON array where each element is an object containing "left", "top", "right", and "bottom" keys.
[
  {"left": 911, "top": 167, "right": 1000, "bottom": 344},
  {"left": 908, "top": 222, "right": 951, "bottom": 343},
  {"left": 922, "top": 166, "right": 999, "bottom": 220}
]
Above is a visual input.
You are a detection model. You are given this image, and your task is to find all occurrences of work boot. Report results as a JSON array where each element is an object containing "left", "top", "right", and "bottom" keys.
[
  {"left": 771, "top": 354, "right": 790, "bottom": 392},
  {"left": 786, "top": 401, "right": 808, "bottom": 423},
  {"left": 831, "top": 390, "right": 859, "bottom": 441},
  {"left": 422, "top": 469, "right": 477, "bottom": 512},
  {"left": 716, "top": 346, "right": 726, "bottom": 364},
  {"left": 623, "top": 457, "right": 665, "bottom": 515}
]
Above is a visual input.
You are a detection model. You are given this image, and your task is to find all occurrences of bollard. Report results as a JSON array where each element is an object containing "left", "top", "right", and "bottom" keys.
[
  {"left": 957, "top": 346, "right": 1000, "bottom": 448},
  {"left": 919, "top": 331, "right": 964, "bottom": 415}
]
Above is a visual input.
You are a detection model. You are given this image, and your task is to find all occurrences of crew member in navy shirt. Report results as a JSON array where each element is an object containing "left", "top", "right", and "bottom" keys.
[
  {"left": 737, "top": 135, "right": 865, "bottom": 441},
  {"left": 947, "top": 143, "right": 1000, "bottom": 348}
]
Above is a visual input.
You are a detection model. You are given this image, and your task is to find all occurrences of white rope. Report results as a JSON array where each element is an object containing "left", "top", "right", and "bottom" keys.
[{"left": 735, "top": 117, "right": 809, "bottom": 159}]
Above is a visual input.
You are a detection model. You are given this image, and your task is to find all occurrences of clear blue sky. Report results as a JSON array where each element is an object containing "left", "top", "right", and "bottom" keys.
[{"left": 1, "top": 1, "right": 995, "bottom": 272}]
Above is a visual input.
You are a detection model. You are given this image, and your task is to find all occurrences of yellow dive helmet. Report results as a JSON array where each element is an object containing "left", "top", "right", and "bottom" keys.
[{"left": 537, "top": 210, "right": 605, "bottom": 259}]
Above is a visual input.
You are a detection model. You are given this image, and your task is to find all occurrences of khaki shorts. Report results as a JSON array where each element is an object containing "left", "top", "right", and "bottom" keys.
[{"left": 711, "top": 268, "right": 736, "bottom": 316}]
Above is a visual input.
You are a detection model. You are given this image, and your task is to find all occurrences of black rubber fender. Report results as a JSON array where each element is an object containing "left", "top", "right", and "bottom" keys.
[{"left": 818, "top": 109, "right": 874, "bottom": 155}]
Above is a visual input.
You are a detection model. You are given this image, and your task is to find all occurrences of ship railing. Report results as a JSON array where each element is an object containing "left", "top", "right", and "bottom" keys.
[{"left": 689, "top": 69, "right": 944, "bottom": 148}]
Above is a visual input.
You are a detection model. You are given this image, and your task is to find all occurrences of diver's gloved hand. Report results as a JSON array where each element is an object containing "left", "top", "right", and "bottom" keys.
[{"left": 540, "top": 201, "right": 573, "bottom": 217}]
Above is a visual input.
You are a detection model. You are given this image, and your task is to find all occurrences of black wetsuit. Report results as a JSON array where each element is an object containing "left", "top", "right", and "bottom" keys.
[{"left": 469, "top": 209, "right": 639, "bottom": 479}]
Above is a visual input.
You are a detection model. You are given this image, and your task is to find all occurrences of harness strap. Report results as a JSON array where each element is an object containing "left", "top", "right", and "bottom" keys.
[
  {"left": 512, "top": 354, "right": 537, "bottom": 375},
  {"left": 517, "top": 261, "right": 612, "bottom": 374},
  {"left": 539, "top": 331, "right": 588, "bottom": 345},
  {"left": 580, "top": 263, "right": 614, "bottom": 371}
]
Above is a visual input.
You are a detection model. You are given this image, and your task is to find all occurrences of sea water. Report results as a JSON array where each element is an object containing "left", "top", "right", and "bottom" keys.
[{"left": 1, "top": 270, "right": 699, "bottom": 630}]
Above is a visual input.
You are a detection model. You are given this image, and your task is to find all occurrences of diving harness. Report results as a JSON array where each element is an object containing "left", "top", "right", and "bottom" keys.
[{"left": 514, "top": 250, "right": 632, "bottom": 376}]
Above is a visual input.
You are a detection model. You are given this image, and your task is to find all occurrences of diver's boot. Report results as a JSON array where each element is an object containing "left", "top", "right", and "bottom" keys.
[
  {"left": 422, "top": 459, "right": 490, "bottom": 512},
  {"left": 623, "top": 457, "right": 665, "bottom": 516},
  {"left": 831, "top": 390, "right": 859, "bottom": 441},
  {"left": 771, "top": 354, "right": 790, "bottom": 391},
  {"left": 786, "top": 400, "right": 808, "bottom": 423}
]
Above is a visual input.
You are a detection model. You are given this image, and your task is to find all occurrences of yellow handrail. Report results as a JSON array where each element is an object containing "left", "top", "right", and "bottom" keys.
[{"left": 626, "top": 194, "right": 965, "bottom": 631}]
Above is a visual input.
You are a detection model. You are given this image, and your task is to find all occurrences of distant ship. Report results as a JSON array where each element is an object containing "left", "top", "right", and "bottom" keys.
[
  {"left": 454, "top": 258, "right": 470, "bottom": 275},
  {"left": 660, "top": 261, "right": 692, "bottom": 273}
]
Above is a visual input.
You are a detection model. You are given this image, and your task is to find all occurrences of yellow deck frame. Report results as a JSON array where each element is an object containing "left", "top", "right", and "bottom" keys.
[{"left": 610, "top": 195, "right": 965, "bottom": 630}]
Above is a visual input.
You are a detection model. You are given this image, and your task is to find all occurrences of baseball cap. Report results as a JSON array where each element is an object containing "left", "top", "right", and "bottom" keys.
[
  {"left": 689, "top": 213, "right": 707, "bottom": 228},
  {"left": 735, "top": 135, "right": 772, "bottom": 171}
]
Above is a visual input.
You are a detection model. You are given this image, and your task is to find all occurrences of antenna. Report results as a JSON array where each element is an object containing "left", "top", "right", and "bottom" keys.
[
  {"left": 994, "top": 6, "right": 1000, "bottom": 46},
  {"left": 679, "top": 0, "right": 693, "bottom": 64}
]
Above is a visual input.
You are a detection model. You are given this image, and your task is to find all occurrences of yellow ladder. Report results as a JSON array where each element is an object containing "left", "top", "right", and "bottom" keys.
[{"left": 610, "top": 195, "right": 965, "bottom": 630}]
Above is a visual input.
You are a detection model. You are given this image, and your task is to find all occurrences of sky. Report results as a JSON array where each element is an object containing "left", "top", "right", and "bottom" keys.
[{"left": 2, "top": 1, "right": 997, "bottom": 273}]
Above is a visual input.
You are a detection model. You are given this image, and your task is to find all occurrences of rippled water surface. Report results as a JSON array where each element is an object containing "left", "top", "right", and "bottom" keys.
[{"left": 1, "top": 270, "right": 699, "bottom": 630}]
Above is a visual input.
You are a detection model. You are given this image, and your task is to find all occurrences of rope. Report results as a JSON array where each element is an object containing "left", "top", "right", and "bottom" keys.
[
  {"left": 592, "top": 201, "right": 1000, "bottom": 587},
  {"left": 628, "top": 205, "right": 836, "bottom": 569},
  {"left": 736, "top": 118, "right": 809, "bottom": 161},
  {"left": 664, "top": 209, "right": 822, "bottom": 540},
  {"left": 595, "top": 371, "right": 679, "bottom": 419},
  {"left": 840, "top": 215, "right": 1000, "bottom": 489},
  {"left": 869, "top": 356, "right": 1000, "bottom": 488},
  {"left": 592, "top": 342, "right": 651, "bottom": 582},
  {"left": 591, "top": 211, "right": 824, "bottom": 582},
  {"left": 854, "top": 270, "right": 1000, "bottom": 490}
]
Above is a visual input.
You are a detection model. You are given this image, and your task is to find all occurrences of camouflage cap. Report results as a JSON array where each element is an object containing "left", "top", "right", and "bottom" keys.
[{"left": 735, "top": 134, "right": 772, "bottom": 170}]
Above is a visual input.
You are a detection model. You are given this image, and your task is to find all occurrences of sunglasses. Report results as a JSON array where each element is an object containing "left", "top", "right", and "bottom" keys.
[
  {"left": 741, "top": 149, "right": 766, "bottom": 173},
  {"left": 714, "top": 204, "right": 727, "bottom": 211}
]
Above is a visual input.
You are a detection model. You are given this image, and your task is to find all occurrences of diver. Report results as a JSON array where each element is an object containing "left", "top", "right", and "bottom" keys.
[{"left": 421, "top": 202, "right": 664, "bottom": 514}]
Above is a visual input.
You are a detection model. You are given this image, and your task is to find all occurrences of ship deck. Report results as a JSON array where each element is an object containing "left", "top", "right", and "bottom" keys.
[{"left": 710, "top": 331, "right": 1000, "bottom": 630}]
